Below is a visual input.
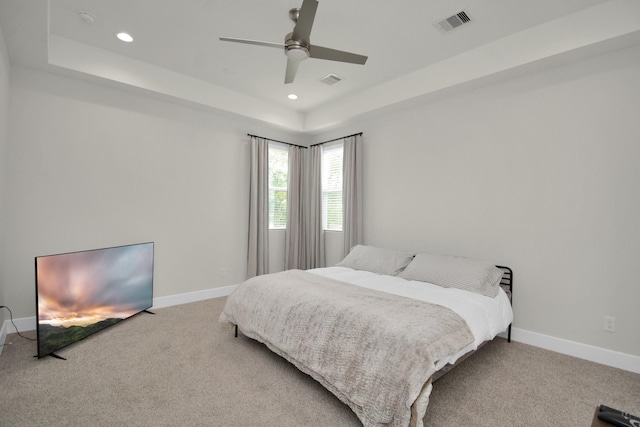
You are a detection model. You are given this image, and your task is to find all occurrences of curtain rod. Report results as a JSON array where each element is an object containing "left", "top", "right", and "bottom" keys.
[
  {"left": 247, "top": 134, "right": 307, "bottom": 148},
  {"left": 248, "top": 131, "right": 363, "bottom": 148},
  {"left": 309, "top": 132, "right": 363, "bottom": 147}
]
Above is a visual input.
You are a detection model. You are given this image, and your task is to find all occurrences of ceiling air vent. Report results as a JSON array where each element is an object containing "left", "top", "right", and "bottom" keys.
[
  {"left": 436, "top": 10, "right": 472, "bottom": 33},
  {"left": 320, "top": 74, "right": 342, "bottom": 85}
]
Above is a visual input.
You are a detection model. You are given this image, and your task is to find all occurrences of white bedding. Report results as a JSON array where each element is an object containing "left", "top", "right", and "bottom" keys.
[{"left": 308, "top": 266, "right": 513, "bottom": 370}]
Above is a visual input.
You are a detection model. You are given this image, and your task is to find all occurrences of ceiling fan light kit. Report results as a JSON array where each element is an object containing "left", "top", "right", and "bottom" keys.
[
  {"left": 219, "top": 0, "right": 367, "bottom": 84},
  {"left": 284, "top": 35, "right": 310, "bottom": 61}
]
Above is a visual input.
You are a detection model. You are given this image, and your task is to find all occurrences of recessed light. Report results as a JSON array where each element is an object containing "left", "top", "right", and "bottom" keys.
[
  {"left": 288, "top": 94, "right": 298, "bottom": 100},
  {"left": 78, "top": 11, "right": 96, "bottom": 25},
  {"left": 116, "top": 32, "right": 134, "bottom": 43}
]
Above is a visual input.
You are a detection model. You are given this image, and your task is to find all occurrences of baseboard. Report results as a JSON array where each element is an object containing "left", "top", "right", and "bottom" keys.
[
  {"left": 511, "top": 327, "right": 640, "bottom": 375},
  {"left": 150, "top": 284, "right": 237, "bottom": 309},
  {"left": 2, "top": 287, "right": 638, "bottom": 375},
  {"left": 1, "top": 312, "right": 36, "bottom": 356}
]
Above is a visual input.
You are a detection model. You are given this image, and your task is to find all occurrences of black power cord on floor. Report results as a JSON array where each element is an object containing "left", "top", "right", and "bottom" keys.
[{"left": 1, "top": 305, "right": 36, "bottom": 344}]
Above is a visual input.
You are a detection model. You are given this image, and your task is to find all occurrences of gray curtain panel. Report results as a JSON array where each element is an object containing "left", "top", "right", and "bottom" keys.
[
  {"left": 285, "top": 145, "right": 306, "bottom": 270},
  {"left": 306, "top": 144, "right": 325, "bottom": 268},
  {"left": 247, "top": 136, "right": 269, "bottom": 278},
  {"left": 342, "top": 134, "right": 363, "bottom": 258}
]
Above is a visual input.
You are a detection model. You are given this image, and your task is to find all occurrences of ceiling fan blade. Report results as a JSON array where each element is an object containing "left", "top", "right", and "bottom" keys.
[
  {"left": 284, "top": 59, "right": 301, "bottom": 84},
  {"left": 309, "top": 45, "right": 368, "bottom": 65},
  {"left": 292, "top": 0, "right": 318, "bottom": 45},
  {"left": 219, "top": 37, "right": 284, "bottom": 50}
]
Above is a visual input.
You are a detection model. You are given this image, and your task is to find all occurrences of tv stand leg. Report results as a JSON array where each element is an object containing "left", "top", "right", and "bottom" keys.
[
  {"left": 143, "top": 309, "right": 155, "bottom": 315},
  {"left": 33, "top": 353, "right": 66, "bottom": 360},
  {"left": 49, "top": 353, "right": 66, "bottom": 360}
]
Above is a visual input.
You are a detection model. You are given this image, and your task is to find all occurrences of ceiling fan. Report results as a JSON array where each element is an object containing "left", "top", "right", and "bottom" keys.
[{"left": 219, "top": 0, "right": 368, "bottom": 84}]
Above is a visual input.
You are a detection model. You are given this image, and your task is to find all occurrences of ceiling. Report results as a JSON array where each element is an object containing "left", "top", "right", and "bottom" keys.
[{"left": 1, "top": 0, "right": 640, "bottom": 133}]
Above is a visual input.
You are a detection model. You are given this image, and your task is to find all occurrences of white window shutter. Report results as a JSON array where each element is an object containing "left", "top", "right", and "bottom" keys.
[{"left": 322, "top": 143, "right": 343, "bottom": 231}]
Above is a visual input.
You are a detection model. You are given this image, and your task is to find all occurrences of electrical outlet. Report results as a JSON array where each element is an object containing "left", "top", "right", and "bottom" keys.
[
  {"left": 603, "top": 316, "right": 616, "bottom": 332},
  {"left": 220, "top": 268, "right": 226, "bottom": 278}
]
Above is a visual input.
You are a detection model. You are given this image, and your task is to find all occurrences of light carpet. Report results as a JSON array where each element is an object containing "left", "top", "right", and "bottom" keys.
[{"left": 1, "top": 297, "right": 638, "bottom": 426}]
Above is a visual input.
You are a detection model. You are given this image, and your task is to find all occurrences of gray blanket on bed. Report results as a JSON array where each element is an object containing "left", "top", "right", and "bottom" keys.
[{"left": 219, "top": 270, "right": 474, "bottom": 427}]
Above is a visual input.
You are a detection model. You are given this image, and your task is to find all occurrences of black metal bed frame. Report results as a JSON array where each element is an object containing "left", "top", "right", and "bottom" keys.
[
  {"left": 432, "top": 265, "right": 513, "bottom": 383},
  {"left": 496, "top": 265, "right": 513, "bottom": 342}
]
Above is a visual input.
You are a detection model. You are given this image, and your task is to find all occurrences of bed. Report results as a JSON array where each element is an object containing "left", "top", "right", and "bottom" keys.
[{"left": 219, "top": 246, "right": 513, "bottom": 427}]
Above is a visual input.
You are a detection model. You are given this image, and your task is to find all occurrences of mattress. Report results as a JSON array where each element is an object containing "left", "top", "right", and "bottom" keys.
[{"left": 307, "top": 266, "right": 514, "bottom": 370}]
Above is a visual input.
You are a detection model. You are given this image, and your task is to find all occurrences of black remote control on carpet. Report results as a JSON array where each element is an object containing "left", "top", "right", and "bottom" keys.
[{"left": 598, "top": 405, "right": 640, "bottom": 427}]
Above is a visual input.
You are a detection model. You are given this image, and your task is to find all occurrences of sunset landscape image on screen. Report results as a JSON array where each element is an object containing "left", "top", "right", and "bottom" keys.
[{"left": 35, "top": 243, "right": 153, "bottom": 357}]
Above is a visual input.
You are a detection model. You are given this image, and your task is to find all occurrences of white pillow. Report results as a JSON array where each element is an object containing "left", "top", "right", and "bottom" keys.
[
  {"left": 398, "top": 253, "right": 503, "bottom": 297},
  {"left": 337, "top": 245, "right": 414, "bottom": 276}
]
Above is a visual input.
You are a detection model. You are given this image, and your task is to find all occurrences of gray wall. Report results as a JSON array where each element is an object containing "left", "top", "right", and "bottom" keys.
[
  {"left": 0, "top": 18, "right": 10, "bottom": 328},
  {"left": 2, "top": 66, "right": 298, "bottom": 319},
  {"left": 312, "top": 44, "right": 640, "bottom": 357}
]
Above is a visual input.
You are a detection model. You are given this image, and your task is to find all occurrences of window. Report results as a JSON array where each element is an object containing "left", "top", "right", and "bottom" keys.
[
  {"left": 322, "top": 143, "right": 343, "bottom": 231},
  {"left": 268, "top": 145, "right": 288, "bottom": 229}
]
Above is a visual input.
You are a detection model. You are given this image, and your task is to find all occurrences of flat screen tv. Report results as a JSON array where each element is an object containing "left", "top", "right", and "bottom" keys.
[{"left": 35, "top": 242, "right": 154, "bottom": 359}]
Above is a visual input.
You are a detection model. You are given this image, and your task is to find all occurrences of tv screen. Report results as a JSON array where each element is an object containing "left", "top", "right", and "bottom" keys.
[{"left": 35, "top": 242, "right": 154, "bottom": 359}]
